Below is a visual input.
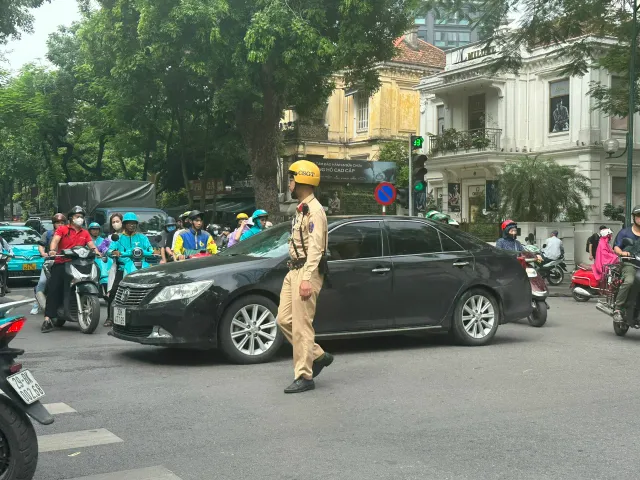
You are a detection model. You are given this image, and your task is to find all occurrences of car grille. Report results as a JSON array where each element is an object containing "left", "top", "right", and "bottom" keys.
[
  {"left": 114, "top": 285, "right": 155, "bottom": 307},
  {"left": 113, "top": 325, "right": 153, "bottom": 338}
]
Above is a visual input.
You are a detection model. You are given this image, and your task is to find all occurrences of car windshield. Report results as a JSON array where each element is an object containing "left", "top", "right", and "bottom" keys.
[
  {"left": 220, "top": 222, "right": 290, "bottom": 258},
  {"left": 120, "top": 212, "right": 166, "bottom": 234},
  {"left": 41, "top": 221, "right": 53, "bottom": 231},
  {"left": 0, "top": 229, "right": 41, "bottom": 246}
]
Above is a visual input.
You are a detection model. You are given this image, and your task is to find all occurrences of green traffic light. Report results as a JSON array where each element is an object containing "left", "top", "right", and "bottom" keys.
[
  {"left": 414, "top": 182, "right": 425, "bottom": 192},
  {"left": 412, "top": 136, "right": 424, "bottom": 148}
]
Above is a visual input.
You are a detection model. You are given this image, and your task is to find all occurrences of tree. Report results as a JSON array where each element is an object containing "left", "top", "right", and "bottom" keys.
[
  {"left": 377, "top": 140, "right": 409, "bottom": 186},
  {"left": 497, "top": 155, "right": 592, "bottom": 222},
  {"left": 0, "top": 0, "right": 49, "bottom": 43},
  {"left": 425, "top": 0, "right": 638, "bottom": 117}
]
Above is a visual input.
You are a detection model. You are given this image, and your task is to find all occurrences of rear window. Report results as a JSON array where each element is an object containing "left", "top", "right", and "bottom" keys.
[
  {"left": 0, "top": 229, "right": 41, "bottom": 245},
  {"left": 434, "top": 222, "right": 489, "bottom": 251}
]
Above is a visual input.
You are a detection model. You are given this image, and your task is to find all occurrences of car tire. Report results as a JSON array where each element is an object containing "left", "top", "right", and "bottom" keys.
[
  {"left": 450, "top": 289, "right": 500, "bottom": 346},
  {"left": 218, "top": 295, "right": 284, "bottom": 365}
]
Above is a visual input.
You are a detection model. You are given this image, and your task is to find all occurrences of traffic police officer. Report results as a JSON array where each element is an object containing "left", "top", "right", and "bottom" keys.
[{"left": 277, "top": 160, "right": 334, "bottom": 393}]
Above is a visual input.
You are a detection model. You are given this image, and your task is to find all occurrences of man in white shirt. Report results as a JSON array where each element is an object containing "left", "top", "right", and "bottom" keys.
[{"left": 542, "top": 230, "right": 564, "bottom": 260}]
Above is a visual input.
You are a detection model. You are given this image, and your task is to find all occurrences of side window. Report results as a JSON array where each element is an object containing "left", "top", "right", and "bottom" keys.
[
  {"left": 328, "top": 222, "right": 382, "bottom": 261},
  {"left": 388, "top": 221, "right": 442, "bottom": 255},
  {"left": 439, "top": 231, "right": 464, "bottom": 252}
]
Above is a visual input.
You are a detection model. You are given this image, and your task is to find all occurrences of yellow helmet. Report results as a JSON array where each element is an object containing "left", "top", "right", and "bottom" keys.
[
  {"left": 236, "top": 213, "right": 249, "bottom": 220},
  {"left": 288, "top": 160, "right": 320, "bottom": 187}
]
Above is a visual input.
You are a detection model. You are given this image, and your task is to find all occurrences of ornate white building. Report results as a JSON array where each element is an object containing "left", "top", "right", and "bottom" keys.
[{"left": 417, "top": 36, "right": 635, "bottom": 223}]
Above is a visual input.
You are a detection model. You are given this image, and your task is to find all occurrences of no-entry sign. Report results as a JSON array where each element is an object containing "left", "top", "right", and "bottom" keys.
[{"left": 374, "top": 182, "right": 397, "bottom": 206}]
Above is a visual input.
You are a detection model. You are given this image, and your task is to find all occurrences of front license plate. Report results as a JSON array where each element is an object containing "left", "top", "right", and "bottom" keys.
[
  {"left": 114, "top": 307, "right": 127, "bottom": 326},
  {"left": 22, "top": 264, "right": 36, "bottom": 271},
  {"left": 7, "top": 370, "right": 45, "bottom": 405}
]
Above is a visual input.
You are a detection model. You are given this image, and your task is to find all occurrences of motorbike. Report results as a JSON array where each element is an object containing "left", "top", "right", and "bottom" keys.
[
  {"left": 0, "top": 298, "right": 54, "bottom": 479},
  {"left": 570, "top": 264, "right": 608, "bottom": 302},
  {"left": 517, "top": 251, "right": 550, "bottom": 327},
  {"left": 0, "top": 251, "right": 12, "bottom": 297},
  {"left": 44, "top": 246, "right": 101, "bottom": 333},
  {"left": 523, "top": 244, "right": 567, "bottom": 285},
  {"left": 595, "top": 252, "right": 640, "bottom": 337}
]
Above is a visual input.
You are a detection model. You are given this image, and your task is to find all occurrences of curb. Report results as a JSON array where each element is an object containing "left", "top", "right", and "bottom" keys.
[{"left": 548, "top": 286, "right": 572, "bottom": 298}]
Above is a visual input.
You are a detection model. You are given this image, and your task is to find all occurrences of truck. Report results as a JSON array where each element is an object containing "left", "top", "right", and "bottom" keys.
[{"left": 57, "top": 180, "right": 168, "bottom": 245}]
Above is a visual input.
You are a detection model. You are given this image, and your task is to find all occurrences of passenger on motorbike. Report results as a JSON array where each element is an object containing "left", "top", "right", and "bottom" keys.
[
  {"left": 173, "top": 210, "right": 217, "bottom": 260},
  {"left": 88, "top": 222, "right": 111, "bottom": 295},
  {"left": 612, "top": 205, "right": 640, "bottom": 323},
  {"left": 160, "top": 217, "right": 177, "bottom": 264},
  {"left": 42, "top": 206, "right": 100, "bottom": 333},
  {"left": 228, "top": 213, "right": 250, "bottom": 248},
  {"left": 105, "top": 212, "right": 154, "bottom": 327},
  {"left": 239, "top": 210, "right": 269, "bottom": 242},
  {"left": 31, "top": 213, "right": 67, "bottom": 315},
  {"left": 171, "top": 211, "right": 191, "bottom": 252},
  {"left": 97, "top": 213, "right": 123, "bottom": 255}
]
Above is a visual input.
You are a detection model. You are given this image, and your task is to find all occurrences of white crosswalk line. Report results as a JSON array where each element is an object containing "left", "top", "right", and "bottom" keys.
[
  {"left": 66, "top": 466, "right": 182, "bottom": 480},
  {"left": 43, "top": 402, "right": 77, "bottom": 415},
  {"left": 38, "top": 428, "right": 123, "bottom": 452}
]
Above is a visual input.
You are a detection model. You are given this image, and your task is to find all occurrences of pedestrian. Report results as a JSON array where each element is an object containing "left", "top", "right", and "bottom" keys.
[
  {"left": 30, "top": 213, "right": 67, "bottom": 315},
  {"left": 587, "top": 225, "right": 607, "bottom": 261},
  {"left": 276, "top": 160, "right": 333, "bottom": 394},
  {"left": 227, "top": 213, "right": 249, "bottom": 248},
  {"left": 42, "top": 206, "right": 100, "bottom": 333},
  {"left": 542, "top": 230, "right": 564, "bottom": 261}
]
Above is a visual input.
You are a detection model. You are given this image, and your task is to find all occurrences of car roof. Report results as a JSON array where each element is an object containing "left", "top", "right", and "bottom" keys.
[
  {"left": 327, "top": 215, "right": 432, "bottom": 227},
  {"left": 0, "top": 226, "right": 37, "bottom": 231}
]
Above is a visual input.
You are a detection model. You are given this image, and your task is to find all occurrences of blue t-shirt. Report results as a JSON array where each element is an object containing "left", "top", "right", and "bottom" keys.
[{"left": 614, "top": 227, "right": 640, "bottom": 249}]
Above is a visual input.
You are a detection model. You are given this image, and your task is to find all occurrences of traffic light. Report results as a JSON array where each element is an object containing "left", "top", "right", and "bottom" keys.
[
  {"left": 410, "top": 135, "right": 428, "bottom": 213},
  {"left": 396, "top": 187, "right": 409, "bottom": 209}
]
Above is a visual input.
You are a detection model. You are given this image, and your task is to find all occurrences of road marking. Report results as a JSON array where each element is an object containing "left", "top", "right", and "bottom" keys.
[
  {"left": 43, "top": 402, "right": 77, "bottom": 415},
  {"left": 67, "top": 466, "right": 183, "bottom": 479},
  {"left": 38, "top": 428, "right": 123, "bottom": 452}
]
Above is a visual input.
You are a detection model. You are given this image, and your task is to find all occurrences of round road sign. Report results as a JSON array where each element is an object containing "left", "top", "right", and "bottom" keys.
[{"left": 374, "top": 182, "right": 397, "bottom": 206}]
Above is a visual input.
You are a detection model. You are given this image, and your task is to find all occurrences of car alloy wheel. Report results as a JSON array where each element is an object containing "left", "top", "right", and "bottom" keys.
[
  {"left": 461, "top": 295, "right": 496, "bottom": 339},
  {"left": 229, "top": 304, "right": 278, "bottom": 356}
]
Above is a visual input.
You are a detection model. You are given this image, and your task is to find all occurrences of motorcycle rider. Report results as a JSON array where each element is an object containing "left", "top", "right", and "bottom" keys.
[
  {"left": 160, "top": 217, "right": 178, "bottom": 264},
  {"left": 612, "top": 205, "right": 640, "bottom": 324},
  {"left": 31, "top": 213, "right": 67, "bottom": 314},
  {"left": 105, "top": 212, "right": 154, "bottom": 327},
  {"left": 0, "top": 230, "right": 13, "bottom": 295},
  {"left": 42, "top": 206, "right": 100, "bottom": 333},
  {"left": 542, "top": 230, "right": 564, "bottom": 261},
  {"left": 171, "top": 211, "right": 191, "bottom": 252},
  {"left": 173, "top": 210, "right": 217, "bottom": 260},
  {"left": 228, "top": 213, "right": 250, "bottom": 248},
  {"left": 239, "top": 210, "right": 269, "bottom": 241},
  {"left": 216, "top": 226, "right": 231, "bottom": 249},
  {"left": 496, "top": 220, "right": 524, "bottom": 251}
]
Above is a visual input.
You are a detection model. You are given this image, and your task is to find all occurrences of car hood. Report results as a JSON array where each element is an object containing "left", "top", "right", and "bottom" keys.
[
  {"left": 120, "top": 254, "right": 275, "bottom": 287},
  {"left": 10, "top": 245, "right": 40, "bottom": 261}
]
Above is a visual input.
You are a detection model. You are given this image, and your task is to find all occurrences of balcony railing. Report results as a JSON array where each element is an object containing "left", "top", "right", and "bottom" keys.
[
  {"left": 281, "top": 121, "right": 329, "bottom": 142},
  {"left": 428, "top": 128, "right": 502, "bottom": 156}
]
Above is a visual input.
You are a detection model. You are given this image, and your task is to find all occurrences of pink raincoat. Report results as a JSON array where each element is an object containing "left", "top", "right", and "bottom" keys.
[{"left": 593, "top": 235, "right": 618, "bottom": 281}]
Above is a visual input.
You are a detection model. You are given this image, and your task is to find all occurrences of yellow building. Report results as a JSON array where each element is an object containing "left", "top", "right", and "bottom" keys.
[{"left": 282, "top": 32, "right": 445, "bottom": 165}]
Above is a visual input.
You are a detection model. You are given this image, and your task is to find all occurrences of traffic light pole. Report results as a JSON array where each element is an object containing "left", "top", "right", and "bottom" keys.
[{"left": 408, "top": 136, "right": 413, "bottom": 217}]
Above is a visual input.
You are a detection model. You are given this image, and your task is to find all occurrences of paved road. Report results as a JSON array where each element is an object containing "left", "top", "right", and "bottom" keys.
[{"left": 4, "top": 286, "right": 640, "bottom": 480}]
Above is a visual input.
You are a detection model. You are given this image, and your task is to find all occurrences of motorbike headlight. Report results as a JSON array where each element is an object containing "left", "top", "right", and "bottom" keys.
[
  {"left": 76, "top": 248, "right": 89, "bottom": 259},
  {"left": 526, "top": 267, "right": 538, "bottom": 278},
  {"left": 149, "top": 280, "right": 212, "bottom": 305}
]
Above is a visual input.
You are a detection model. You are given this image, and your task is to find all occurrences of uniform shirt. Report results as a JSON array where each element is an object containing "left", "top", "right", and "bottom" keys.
[
  {"left": 542, "top": 236, "right": 563, "bottom": 260},
  {"left": 240, "top": 224, "right": 263, "bottom": 241},
  {"left": 171, "top": 228, "right": 188, "bottom": 251},
  {"left": 289, "top": 194, "right": 328, "bottom": 281},
  {"left": 107, "top": 232, "right": 154, "bottom": 271},
  {"left": 173, "top": 229, "right": 217, "bottom": 256},
  {"left": 53, "top": 225, "right": 93, "bottom": 264}
]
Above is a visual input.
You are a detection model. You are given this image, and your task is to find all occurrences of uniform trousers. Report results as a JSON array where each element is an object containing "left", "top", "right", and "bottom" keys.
[{"left": 277, "top": 268, "right": 324, "bottom": 380}]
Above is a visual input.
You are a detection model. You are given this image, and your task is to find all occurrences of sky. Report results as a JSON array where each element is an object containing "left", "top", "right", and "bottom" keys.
[{"left": 2, "top": 0, "right": 82, "bottom": 73}]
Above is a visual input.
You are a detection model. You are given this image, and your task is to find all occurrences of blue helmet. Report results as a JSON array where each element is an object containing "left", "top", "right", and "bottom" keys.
[
  {"left": 88, "top": 222, "right": 101, "bottom": 229},
  {"left": 252, "top": 209, "right": 268, "bottom": 220},
  {"left": 123, "top": 212, "right": 138, "bottom": 223}
]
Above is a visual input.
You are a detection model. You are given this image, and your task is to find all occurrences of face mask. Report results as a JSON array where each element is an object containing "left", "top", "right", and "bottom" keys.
[
  {"left": 509, "top": 233, "right": 517, "bottom": 239},
  {"left": 112, "top": 221, "right": 122, "bottom": 231},
  {"left": 167, "top": 226, "right": 176, "bottom": 232},
  {"left": 73, "top": 218, "right": 84, "bottom": 227}
]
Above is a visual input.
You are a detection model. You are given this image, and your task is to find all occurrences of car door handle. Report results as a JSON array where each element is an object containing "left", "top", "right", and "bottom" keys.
[
  {"left": 453, "top": 261, "right": 470, "bottom": 267},
  {"left": 371, "top": 267, "right": 391, "bottom": 273}
]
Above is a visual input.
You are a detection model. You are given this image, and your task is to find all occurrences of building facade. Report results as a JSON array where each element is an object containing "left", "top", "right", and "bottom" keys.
[
  {"left": 415, "top": 11, "right": 481, "bottom": 50},
  {"left": 417, "top": 37, "right": 637, "bottom": 223}
]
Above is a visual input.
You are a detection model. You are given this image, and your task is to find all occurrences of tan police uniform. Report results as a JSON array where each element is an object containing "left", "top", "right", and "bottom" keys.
[{"left": 277, "top": 194, "right": 328, "bottom": 380}]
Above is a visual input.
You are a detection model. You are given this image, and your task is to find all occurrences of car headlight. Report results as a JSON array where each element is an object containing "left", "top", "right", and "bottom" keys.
[{"left": 149, "top": 280, "right": 213, "bottom": 304}]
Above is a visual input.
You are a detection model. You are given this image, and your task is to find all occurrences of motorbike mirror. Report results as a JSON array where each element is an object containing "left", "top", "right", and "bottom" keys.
[{"left": 111, "top": 233, "right": 120, "bottom": 241}]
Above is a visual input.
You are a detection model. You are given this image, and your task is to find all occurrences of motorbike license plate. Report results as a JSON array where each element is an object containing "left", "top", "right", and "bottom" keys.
[
  {"left": 7, "top": 370, "right": 45, "bottom": 405},
  {"left": 22, "top": 263, "right": 36, "bottom": 271},
  {"left": 114, "top": 307, "right": 127, "bottom": 326}
]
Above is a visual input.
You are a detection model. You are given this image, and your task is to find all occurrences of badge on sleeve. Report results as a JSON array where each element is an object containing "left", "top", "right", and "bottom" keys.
[{"left": 309, "top": 221, "right": 314, "bottom": 233}]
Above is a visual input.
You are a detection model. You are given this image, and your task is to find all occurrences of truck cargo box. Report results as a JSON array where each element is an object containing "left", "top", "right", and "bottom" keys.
[{"left": 57, "top": 180, "right": 156, "bottom": 214}]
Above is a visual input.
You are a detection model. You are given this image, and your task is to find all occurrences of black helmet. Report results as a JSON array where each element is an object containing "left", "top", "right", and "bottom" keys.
[
  {"left": 68, "top": 206, "right": 86, "bottom": 218},
  {"left": 632, "top": 205, "right": 640, "bottom": 216},
  {"left": 165, "top": 217, "right": 177, "bottom": 227},
  {"left": 188, "top": 210, "right": 203, "bottom": 220}
]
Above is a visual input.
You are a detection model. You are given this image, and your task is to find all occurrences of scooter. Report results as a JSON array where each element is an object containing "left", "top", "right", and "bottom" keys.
[
  {"left": 44, "top": 246, "right": 101, "bottom": 333},
  {"left": 570, "top": 264, "right": 609, "bottom": 302},
  {"left": 517, "top": 251, "right": 550, "bottom": 327},
  {"left": 0, "top": 298, "right": 54, "bottom": 479},
  {"left": 523, "top": 245, "right": 566, "bottom": 285}
]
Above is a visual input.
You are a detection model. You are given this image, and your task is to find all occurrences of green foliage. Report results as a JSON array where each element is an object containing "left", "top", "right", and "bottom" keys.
[
  {"left": 0, "top": 0, "right": 48, "bottom": 43},
  {"left": 497, "top": 155, "right": 592, "bottom": 222},
  {"left": 603, "top": 203, "right": 626, "bottom": 223},
  {"left": 377, "top": 140, "right": 409, "bottom": 186}
]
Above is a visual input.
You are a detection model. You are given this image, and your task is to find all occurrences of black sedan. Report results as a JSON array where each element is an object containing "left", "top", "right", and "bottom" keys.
[{"left": 109, "top": 216, "right": 532, "bottom": 364}]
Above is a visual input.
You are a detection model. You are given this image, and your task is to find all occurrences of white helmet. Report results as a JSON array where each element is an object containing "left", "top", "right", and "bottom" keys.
[{"left": 600, "top": 228, "right": 613, "bottom": 237}]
